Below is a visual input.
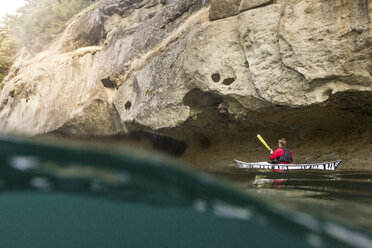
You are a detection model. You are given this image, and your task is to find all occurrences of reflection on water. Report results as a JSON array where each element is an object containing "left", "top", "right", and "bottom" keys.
[
  {"left": 213, "top": 167, "right": 372, "bottom": 235},
  {"left": 0, "top": 137, "right": 371, "bottom": 247}
]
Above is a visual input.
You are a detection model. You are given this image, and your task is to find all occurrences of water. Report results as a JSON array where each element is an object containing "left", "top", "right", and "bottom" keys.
[
  {"left": 0, "top": 137, "right": 371, "bottom": 247},
  {"left": 213, "top": 168, "right": 372, "bottom": 234}
]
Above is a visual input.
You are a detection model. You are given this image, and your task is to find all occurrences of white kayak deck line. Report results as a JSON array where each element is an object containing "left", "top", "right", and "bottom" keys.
[{"left": 234, "top": 160, "right": 342, "bottom": 171}]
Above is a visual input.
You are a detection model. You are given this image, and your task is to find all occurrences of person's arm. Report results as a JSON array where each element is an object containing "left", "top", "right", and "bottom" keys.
[{"left": 270, "top": 149, "right": 283, "bottom": 160}]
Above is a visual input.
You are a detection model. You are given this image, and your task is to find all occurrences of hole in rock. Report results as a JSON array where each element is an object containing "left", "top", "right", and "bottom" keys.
[
  {"left": 211, "top": 73, "right": 221, "bottom": 82},
  {"left": 183, "top": 88, "right": 223, "bottom": 109},
  {"left": 125, "top": 101, "right": 132, "bottom": 110},
  {"left": 222, "top": 77, "right": 235, "bottom": 85},
  {"left": 101, "top": 77, "right": 116, "bottom": 88}
]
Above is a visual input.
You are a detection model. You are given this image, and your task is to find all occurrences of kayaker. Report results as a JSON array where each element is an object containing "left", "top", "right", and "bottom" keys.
[{"left": 269, "top": 138, "right": 293, "bottom": 164}]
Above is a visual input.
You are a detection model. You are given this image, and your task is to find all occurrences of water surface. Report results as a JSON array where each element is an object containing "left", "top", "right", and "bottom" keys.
[
  {"left": 0, "top": 137, "right": 371, "bottom": 247},
  {"left": 213, "top": 167, "right": 372, "bottom": 234}
]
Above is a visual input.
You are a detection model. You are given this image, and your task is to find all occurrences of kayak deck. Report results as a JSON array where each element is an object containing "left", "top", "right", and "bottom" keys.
[{"left": 234, "top": 160, "right": 342, "bottom": 171}]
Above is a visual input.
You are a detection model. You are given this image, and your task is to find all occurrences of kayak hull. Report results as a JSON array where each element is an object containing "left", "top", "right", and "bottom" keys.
[{"left": 234, "top": 160, "right": 342, "bottom": 171}]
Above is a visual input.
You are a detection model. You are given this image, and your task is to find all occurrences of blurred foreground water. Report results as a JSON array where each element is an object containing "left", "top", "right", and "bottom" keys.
[{"left": 0, "top": 137, "right": 371, "bottom": 247}]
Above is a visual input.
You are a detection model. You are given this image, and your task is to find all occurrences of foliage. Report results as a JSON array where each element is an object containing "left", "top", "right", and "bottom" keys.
[
  {"left": 9, "top": 0, "right": 94, "bottom": 48},
  {"left": 0, "top": 0, "right": 94, "bottom": 83},
  {"left": 0, "top": 24, "right": 15, "bottom": 82}
]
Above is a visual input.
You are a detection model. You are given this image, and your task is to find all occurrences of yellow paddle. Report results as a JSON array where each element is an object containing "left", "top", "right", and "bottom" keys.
[{"left": 257, "top": 134, "right": 271, "bottom": 151}]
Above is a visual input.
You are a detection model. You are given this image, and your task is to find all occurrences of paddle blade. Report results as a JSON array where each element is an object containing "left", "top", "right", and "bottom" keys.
[{"left": 257, "top": 134, "right": 271, "bottom": 151}]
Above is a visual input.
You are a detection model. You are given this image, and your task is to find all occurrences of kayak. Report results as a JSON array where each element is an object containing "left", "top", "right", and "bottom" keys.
[{"left": 234, "top": 160, "right": 342, "bottom": 171}]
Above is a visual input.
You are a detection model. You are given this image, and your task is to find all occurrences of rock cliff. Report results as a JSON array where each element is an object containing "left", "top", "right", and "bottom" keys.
[{"left": 0, "top": 0, "right": 371, "bottom": 170}]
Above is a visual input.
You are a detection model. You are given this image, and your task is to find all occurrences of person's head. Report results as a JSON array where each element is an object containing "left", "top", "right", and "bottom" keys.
[{"left": 278, "top": 138, "right": 286, "bottom": 148}]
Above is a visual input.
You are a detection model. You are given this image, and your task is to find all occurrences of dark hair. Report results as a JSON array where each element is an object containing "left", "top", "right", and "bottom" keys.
[{"left": 278, "top": 138, "right": 287, "bottom": 146}]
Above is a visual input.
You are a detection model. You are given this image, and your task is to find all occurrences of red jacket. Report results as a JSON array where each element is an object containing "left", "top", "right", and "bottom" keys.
[{"left": 270, "top": 148, "right": 293, "bottom": 164}]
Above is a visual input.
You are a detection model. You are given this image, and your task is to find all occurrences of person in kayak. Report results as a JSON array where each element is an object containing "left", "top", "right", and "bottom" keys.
[{"left": 269, "top": 138, "right": 293, "bottom": 164}]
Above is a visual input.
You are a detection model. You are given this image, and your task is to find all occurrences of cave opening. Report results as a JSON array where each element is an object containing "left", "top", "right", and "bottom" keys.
[{"left": 183, "top": 88, "right": 223, "bottom": 110}]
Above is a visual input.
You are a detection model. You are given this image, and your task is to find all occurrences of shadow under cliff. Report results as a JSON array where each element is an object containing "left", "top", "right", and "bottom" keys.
[
  {"left": 158, "top": 90, "right": 372, "bottom": 171},
  {"left": 47, "top": 91, "right": 372, "bottom": 171}
]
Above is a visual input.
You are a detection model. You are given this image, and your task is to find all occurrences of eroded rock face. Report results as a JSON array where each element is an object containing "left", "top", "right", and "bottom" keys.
[
  {"left": 239, "top": 0, "right": 274, "bottom": 12},
  {"left": 0, "top": 0, "right": 371, "bottom": 169},
  {"left": 279, "top": 0, "right": 371, "bottom": 83},
  {"left": 209, "top": 0, "right": 241, "bottom": 20}
]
